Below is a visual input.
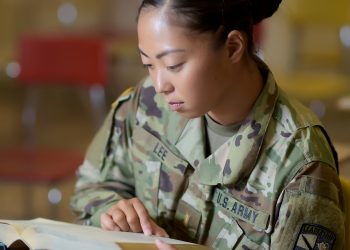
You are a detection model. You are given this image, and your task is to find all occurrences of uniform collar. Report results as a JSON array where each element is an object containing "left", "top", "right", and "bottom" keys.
[{"left": 175, "top": 71, "right": 279, "bottom": 186}]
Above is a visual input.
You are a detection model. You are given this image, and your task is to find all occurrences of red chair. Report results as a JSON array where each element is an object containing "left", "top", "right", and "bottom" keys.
[
  {"left": 0, "top": 34, "right": 108, "bottom": 219},
  {"left": 19, "top": 34, "right": 108, "bottom": 129}
]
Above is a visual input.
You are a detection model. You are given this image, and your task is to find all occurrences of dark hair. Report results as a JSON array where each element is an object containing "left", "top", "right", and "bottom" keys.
[{"left": 138, "top": 0, "right": 282, "bottom": 54}]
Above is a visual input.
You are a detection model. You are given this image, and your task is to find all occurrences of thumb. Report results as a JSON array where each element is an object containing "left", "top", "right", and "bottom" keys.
[{"left": 155, "top": 239, "right": 176, "bottom": 250}]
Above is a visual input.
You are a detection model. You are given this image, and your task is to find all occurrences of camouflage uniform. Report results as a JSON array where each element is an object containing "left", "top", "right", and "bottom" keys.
[{"left": 71, "top": 70, "right": 345, "bottom": 249}]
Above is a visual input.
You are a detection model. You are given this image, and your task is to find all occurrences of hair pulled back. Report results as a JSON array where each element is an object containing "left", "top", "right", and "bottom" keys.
[{"left": 138, "top": 0, "right": 282, "bottom": 53}]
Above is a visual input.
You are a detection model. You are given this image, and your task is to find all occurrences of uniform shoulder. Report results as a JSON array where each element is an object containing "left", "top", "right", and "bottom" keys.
[
  {"left": 266, "top": 88, "right": 336, "bottom": 180},
  {"left": 111, "top": 87, "right": 136, "bottom": 109},
  {"left": 110, "top": 77, "right": 158, "bottom": 116},
  {"left": 273, "top": 89, "right": 322, "bottom": 133}
]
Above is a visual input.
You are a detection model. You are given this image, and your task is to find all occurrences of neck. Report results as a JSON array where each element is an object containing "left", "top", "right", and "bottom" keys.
[{"left": 208, "top": 56, "right": 264, "bottom": 126}]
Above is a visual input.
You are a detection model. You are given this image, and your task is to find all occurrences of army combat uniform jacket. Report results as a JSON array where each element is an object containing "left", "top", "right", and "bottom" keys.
[{"left": 71, "top": 71, "right": 345, "bottom": 249}]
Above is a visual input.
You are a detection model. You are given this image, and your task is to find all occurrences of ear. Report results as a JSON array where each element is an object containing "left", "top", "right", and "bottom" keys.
[{"left": 225, "top": 30, "right": 246, "bottom": 63}]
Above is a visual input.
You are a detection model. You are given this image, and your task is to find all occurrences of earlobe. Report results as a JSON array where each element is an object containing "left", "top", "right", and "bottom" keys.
[{"left": 226, "top": 30, "right": 245, "bottom": 63}]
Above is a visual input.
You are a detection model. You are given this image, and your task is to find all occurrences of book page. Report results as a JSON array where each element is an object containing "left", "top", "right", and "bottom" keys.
[
  {"left": 0, "top": 222, "right": 21, "bottom": 247},
  {"left": 0, "top": 218, "right": 200, "bottom": 250},
  {"left": 6, "top": 218, "right": 194, "bottom": 244},
  {"left": 23, "top": 232, "right": 120, "bottom": 250},
  {"left": 0, "top": 222, "right": 118, "bottom": 250}
]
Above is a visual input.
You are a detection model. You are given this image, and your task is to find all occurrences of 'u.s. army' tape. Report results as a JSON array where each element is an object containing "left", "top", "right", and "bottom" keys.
[{"left": 213, "top": 188, "right": 270, "bottom": 230}]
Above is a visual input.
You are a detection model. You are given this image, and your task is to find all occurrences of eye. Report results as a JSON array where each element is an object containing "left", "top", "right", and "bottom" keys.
[
  {"left": 143, "top": 64, "right": 154, "bottom": 70},
  {"left": 166, "top": 63, "right": 184, "bottom": 72}
]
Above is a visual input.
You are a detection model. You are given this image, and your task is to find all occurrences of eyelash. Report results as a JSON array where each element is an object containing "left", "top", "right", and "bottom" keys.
[
  {"left": 143, "top": 64, "right": 153, "bottom": 69},
  {"left": 142, "top": 63, "right": 184, "bottom": 72},
  {"left": 167, "top": 63, "right": 184, "bottom": 72}
]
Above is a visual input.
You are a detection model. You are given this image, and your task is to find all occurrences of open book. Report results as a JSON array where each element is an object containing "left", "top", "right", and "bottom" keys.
[{"left": 0, "top": 218, "right": 208, "bottom": 250}]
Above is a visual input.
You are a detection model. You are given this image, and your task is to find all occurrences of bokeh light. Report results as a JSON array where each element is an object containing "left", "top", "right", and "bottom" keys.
[
  {"left": 340, "top": 25, "right": 350, "bottom": 47},
  {"left": 48, "top": 188, "right": 62, "bottom": 204},
  {"left": 5, "top": 61, "right": 21, "bottom": 78},
  {"left": 57, "top": 2, "right": 77, "bottom": 25},
  {"left": 309, "top": 100, "right": 326, "bottom": 118}
]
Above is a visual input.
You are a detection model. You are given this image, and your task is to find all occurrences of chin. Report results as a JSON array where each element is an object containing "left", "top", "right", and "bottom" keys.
[{"left": 178, "top": 110, "right": 205, "bottom": 119}]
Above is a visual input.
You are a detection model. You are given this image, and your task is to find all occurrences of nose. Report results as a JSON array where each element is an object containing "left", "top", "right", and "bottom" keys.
[{"left": 153, "top": 69, "right": 173, "bottom": 94}]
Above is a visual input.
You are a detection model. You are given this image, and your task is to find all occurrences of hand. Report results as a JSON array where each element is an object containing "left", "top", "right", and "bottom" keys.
[
  {"left": 100, "top": 198, "right": 168, "bottom": 237},
  {"left": 155, "top": 239, "right": 178, "bottom": 250}
]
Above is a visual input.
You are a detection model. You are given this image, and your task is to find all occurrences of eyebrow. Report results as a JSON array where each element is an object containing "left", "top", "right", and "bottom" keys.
[{"left": 139, "top": 48, "right": 186, "bottom": 59}]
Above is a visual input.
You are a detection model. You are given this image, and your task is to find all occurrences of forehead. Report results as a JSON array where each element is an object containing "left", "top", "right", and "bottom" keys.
[{"left": 137, "top": 8, "right": 211, "bottom": 54}]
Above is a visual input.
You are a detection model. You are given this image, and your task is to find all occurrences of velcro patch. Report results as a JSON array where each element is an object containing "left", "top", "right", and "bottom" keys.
[{"left": 293, "top": 223, "right": 336, "bottom": 250}]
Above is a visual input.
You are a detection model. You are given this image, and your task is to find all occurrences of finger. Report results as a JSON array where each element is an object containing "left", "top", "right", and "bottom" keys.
[
  {"left": 100, "top": 213, "right": 120, "bottom": 231},
  {"left": 108, "top": 208, "right": 130, "bottom": 232},
  {"left": 123, "top": 205, "right": 142, "bottom": 233},
  {"left": 150, "top": 219, "right": 169, "bottom": 238},
  {"left": 132, "top": 198, "right": 152, "bottom": 235},
  {"left": 155, "top": 240, "right": 176, "bottom": 250}
]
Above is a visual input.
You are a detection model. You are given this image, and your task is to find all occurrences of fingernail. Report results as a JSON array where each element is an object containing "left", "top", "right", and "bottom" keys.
[
  {"left": 144, "top": 227, "right": 152, "bottom": 236},
  {"left": 155, "top": 239, "right": 164, "bottom": 245}
]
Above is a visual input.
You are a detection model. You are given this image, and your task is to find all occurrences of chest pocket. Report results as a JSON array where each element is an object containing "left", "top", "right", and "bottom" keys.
[
  {"left": 173, "top": 199, "right": 202, "bottom": 242},
  {"left": 132, "top": 126, "right": 189, "bottom": 219},
  {"left": 204, "top": 203, "right": 244, "bottom": 250}
]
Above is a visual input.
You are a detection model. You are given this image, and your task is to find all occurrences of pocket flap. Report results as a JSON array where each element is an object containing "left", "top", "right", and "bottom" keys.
[{"left": 174, "top": 200, "right": 202, "bottom": 240}]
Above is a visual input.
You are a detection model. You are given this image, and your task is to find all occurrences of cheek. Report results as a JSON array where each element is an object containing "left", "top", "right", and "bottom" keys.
[
  {"left": 189, "top": 70, "right": 220, "bottom": 97},
  {"left": 175, "top": 56, "right": 224, "bottom": 99},
  {"left": 177, "top": 66, "right": 215, "bottom": 101},
  {"left": 178, "top": 73, "right": 205, "bottom": 100}
]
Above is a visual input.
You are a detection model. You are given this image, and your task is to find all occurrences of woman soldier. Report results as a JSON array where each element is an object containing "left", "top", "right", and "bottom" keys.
[{"left": 71, "top": 0, "right": 345, "bottom": 249}]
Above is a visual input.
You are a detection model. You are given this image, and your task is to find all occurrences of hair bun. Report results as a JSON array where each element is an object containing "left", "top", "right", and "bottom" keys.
[{"left": 250, "top": 0, "right": 282, "bottom": 24}]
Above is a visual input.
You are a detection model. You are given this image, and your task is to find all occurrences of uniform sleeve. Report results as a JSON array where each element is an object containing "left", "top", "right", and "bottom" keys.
[
  {"left": 70, "top": 87, "right": 138, "bottom": 227},
  {"left": 271, "top": 161, "right": 346, "bottom": 249}
]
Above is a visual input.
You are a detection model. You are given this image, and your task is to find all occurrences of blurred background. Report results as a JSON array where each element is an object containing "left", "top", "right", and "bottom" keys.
[{"left": 0, "top": 0, "right": 349, "bottom": 222}]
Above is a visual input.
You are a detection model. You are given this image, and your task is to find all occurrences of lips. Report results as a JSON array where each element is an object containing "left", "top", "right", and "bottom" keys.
[{"left": 168, "top": 101, "right": 184, "bottom": 111}]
